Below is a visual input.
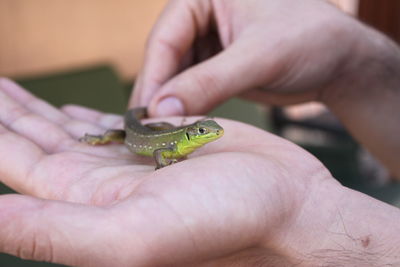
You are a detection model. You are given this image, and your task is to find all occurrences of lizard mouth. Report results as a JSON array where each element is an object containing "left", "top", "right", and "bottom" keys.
[{"left": 204, "top": 130, "right": 224, "bottom": 141}]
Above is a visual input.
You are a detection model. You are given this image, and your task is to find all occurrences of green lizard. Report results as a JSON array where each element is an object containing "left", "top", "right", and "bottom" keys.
[{"left": 80, "top": 107, "right": 224, "bottom": 169}]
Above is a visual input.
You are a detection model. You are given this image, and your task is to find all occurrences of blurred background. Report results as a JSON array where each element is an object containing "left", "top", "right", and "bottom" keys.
[{"left": 1, "top": 0, "right": 400, "bottom": 266}]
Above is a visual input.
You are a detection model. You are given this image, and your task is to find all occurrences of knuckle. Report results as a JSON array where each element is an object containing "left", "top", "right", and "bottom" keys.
[
  {"left": 161, "top": 37, "right": 185, "bottom": 59},
  {"left": 17, "top": 230, "right": 54, "bottom": 262},
  {"left": 12, "top": 203, "right": 56, "bottom": 262}
]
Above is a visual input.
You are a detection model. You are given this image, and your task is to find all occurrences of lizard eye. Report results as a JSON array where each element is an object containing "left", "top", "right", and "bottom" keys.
[{"left": 198, "top": 128, "right": 207, "bottom": 134}]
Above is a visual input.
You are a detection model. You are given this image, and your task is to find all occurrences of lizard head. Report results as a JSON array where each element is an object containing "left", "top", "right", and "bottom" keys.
[{"left": 185, "top": 120, "right": 224, "bottom": 146}]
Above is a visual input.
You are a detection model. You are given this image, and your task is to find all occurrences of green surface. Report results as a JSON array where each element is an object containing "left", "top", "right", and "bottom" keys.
[
  {"left": 209, "top": 98, "right": 268, "bottom": 130},
  {"left": 18, "top": 66, "right": 127, "bottom": 114}
]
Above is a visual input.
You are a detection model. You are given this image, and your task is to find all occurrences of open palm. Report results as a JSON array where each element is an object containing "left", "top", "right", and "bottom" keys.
[{"left": 0, "top": 78, "right": 334, "bottom": 266}]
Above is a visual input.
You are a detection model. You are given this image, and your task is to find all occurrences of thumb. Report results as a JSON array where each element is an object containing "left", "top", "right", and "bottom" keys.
[
  {"left": 147, "top": 41, "right": 272, "bottom": 117},
  {"left": 0, "top": 194, "right": 132, "bottom": 266}
]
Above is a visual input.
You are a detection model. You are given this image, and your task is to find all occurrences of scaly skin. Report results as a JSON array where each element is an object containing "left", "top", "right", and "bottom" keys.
[{"left": 81, "top": 107, "right": 224, "bottom": 169}]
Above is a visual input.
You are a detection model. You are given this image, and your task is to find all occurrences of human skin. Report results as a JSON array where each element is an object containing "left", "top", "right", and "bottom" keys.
[
  {"left": 131, "top": 0, "right": 400, "bottom": 178},
  {"left": 1, "top": 0, "right": 400, "bottom": 266},
  {"left": 0, "top": 79, "right": 400, "bottom": 266}
]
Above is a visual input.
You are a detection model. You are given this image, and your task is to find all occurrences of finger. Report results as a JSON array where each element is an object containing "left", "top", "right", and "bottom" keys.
[
  {"left": 0, "top": 124, "right": 46, "bottom": 194},
  {"left": 0, "top": 192, "right": 229, "bottom": 267},
  {"left": 0, "top": 194, "right": 129, "bottom": 266},
  {"left": 62, "top": 105, "right": 123, "bottom": 129},
  {"left": 131, "top": 0, "right": 212, "bottom": 108},
  {"left": 147, "top": 39, "right": 276, "bottom": 117},
  {"left": 0, "top": 87, "right": 74, "bottom": 154},
  {"left": 0, "top": 78, "right": 105, "bottom": 144},
  {"left": 0, "top": 78, "right": 70, "bottom": 125}
]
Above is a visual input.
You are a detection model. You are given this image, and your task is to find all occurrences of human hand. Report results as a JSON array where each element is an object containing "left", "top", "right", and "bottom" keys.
[
  {"left": 131, "top": 0, "right": 374, "bottom": 116},
  {"left": 0, "top": 78, "right": 346, "bottom": 266},
  {"left": 130, "top": 0, "right": 400, "bottom": 179}
]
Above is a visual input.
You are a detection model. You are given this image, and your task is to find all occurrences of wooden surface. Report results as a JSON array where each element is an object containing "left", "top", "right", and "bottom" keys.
[
  {"left": 0, "top": 0, "right": 167, "bottom": 80},
  {"left": 359, "top": 0, "right": 400, "bottom": 44}
]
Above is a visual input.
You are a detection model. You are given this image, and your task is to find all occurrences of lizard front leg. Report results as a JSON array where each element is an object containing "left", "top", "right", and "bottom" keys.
[{"left": 153, "top": 147, "right": 178, "bottom": 170}]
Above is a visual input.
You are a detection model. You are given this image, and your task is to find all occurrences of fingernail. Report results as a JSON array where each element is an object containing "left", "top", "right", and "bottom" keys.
[{"left": 156, "top": 97, "right": 185, "bottom": 117}]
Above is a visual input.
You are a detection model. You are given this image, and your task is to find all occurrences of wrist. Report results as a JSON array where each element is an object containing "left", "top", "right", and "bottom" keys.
[{"left": 274, "top": 179, "right": 400, "bottom": 266}]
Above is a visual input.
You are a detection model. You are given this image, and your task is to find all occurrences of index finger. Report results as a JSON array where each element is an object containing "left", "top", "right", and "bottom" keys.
[{"left": 130, "top": 0, "right": 212, "bottom": 108}]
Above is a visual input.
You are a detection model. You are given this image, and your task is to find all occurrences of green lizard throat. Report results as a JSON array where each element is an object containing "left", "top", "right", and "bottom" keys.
[{"left": 80, "top": 107, "right": 224, "bottom": 169}]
